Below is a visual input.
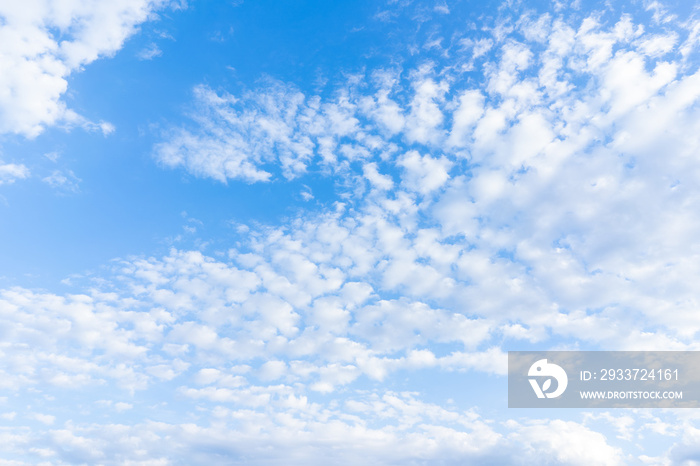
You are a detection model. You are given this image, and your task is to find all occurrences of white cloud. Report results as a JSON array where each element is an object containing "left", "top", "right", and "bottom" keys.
[
  {"left": 42, "top": 169, "right": 81, "bottom": 192},
  {"left": 137, "top": 42, "right": 163, "bottom": 60},
  {"left": 155, "top": 84, "right": 304, "bottom": 182},
  {"left": 448, "top": 90, "right": 485, "bottom": 148},
  {"left": 30, "top": 413, "right": 55, "bottom": 426},
  {"left": 0, "top": 0, "right": 175, "bottom": 137},
  {"left": 0, "top": 394, "right": 648, "bottom": 465},
  {"left": 507, "top": 419, "right": 625, "bottom": 465},
  {"left": 257, "top": 360, "right": 287, "bottom": 381},
  {"left": 397, "top": 150, "right": 452, "bottom": 194},
  {"left": 114, "top": 402, "right": 133, "bottom": 412},
  {"left": 404, "top": 71, "right": 448, "bottom": 145},
  {"left": 154, "top": 70, "right": 447, "bottom": 183},
  {"left": 361, "top": 70, "right": 406, "bottom": 135},
  {"left": 0, "top": 163, "right": 29, "bottom": 185},
  {"left": 362, "top": 162, "right": 394, "bottom": 191}
]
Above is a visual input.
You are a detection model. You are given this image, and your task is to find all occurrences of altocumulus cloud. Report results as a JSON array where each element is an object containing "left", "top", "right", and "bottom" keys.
[
  {"left": 2, "top": 1, "right": 700, "bottom": 464},
  {"left": 156, "top": 5, "right": 700, "bottom": 348}
]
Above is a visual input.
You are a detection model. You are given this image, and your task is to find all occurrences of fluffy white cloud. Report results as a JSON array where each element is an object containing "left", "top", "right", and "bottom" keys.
[
  {"left": 506, "top": 419, "right": 625, "bottom": 465},
  {"left": 0, "top": 390, "right": 632, "bottom": 465},
  {"left": 155, "top": 82, "right": 372, "bottom": 183},
  {"left": 0, "top": 0, "right": 175, "bottom": 137},
  {"left": 397, "top": 150, "right": 452, "bottom": 194}
]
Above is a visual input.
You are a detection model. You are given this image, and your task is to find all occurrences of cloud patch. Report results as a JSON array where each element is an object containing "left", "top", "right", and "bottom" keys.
[{"left": 0, "top": 0, "right": 176, "bottom": 137}]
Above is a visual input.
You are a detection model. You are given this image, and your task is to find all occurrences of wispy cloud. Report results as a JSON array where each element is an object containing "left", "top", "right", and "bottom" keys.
[
  {"left": 0, "top": 162, "right": 29, "bottom": 185},
  {"left": 42, "top": 169, "right": 82, "bottom": 193},
  {"left": 137, "top": 42, "right": 163, "bottom": 60}
]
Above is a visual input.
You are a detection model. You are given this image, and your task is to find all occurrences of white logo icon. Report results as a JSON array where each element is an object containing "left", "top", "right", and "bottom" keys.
[{"left": 528, "top": 359, "right": 568, "bottom": 399}]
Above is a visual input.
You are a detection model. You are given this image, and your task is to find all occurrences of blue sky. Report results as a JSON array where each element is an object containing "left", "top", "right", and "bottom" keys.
[{"left": 2, "top": 0, "right": 700, "bottom": 464}]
